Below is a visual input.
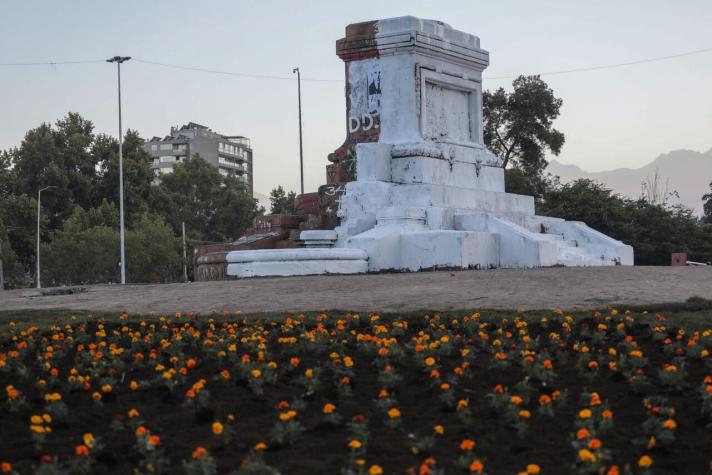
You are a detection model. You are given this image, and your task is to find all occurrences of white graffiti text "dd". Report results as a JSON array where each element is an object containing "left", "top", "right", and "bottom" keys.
[{"left": 349, "top": 113, "right": 379, "bottom": 133}]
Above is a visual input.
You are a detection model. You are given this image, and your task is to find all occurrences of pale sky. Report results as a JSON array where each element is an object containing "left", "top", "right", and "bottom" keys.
[{"left": 1, "top": 0, "right": 711, "bottom": 196}]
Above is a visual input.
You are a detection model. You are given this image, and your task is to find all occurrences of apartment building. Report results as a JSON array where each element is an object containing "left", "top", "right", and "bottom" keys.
[{"left": 144, "top": 122, "right": 253, "bottom": 194}]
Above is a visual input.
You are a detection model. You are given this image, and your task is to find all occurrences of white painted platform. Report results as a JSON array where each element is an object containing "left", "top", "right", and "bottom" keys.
[{"left": 226, "top": 248, "right": 368, "bottom": 278}]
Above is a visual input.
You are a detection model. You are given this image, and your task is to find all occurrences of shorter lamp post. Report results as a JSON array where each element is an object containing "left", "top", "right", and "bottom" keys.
[{"left": 36, "top": 186, "right": 55, "bottom": 289}]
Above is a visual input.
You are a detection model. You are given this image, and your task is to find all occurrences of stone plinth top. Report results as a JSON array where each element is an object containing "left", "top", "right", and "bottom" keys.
[{"left": 337, "top": 16, "right": 489, "bottom": 67}]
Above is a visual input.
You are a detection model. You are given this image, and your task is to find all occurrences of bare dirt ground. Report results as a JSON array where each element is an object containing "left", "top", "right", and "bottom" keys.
[{"left": 2, "top": 266, "right": 711, "bottom": 315}]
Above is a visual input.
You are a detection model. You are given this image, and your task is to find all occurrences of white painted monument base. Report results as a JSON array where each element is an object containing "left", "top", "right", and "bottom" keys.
[{"left": 224, "top": 16, "right": 633, "bottom": 279}]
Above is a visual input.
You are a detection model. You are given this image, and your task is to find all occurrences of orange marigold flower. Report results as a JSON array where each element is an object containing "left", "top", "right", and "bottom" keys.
[
  {"left": 348, "top": 439, "right": 362, "bottom": 450},
  {"left": 663, "top": 419, "right": 676, "bottom": 430},
  {"left": 638, "top": 455, "right": 653, "bottom": 468},
  {"left": 588, "top": 438, "right": 602, "bottom": 449},
  {"left": 519, "top": 409, "right": 531, "bottom": 419},
  {"left": 323, "top": 403, "right": 336, "bottom": 414},
  {"left": 290, "top": 357, "right": 300, "bottom": 367},
  {"left": 425, "top": 357, "right": 436, "bottom": 367},
  {"left": 578, "top": 409, "right": 592, "bottom": 419},
  {"left": 135, "top": 426, "right": 148, "bottom": 437},
  {"left": 186, "top": 358, "right": 197, "bottom": 368},
  {"left": 460, "top": 439, "right": 476, "bottom": 451},
  {"left": 130, "top": 380, "right": 138, "bottom": 391},
  {"left": 250, "top": 369, "right": 262, "bottom": 378},
  {"left": 1, "top": 462, "right": 12, "bottom": 473},
  {"left": 254, "top": 442, "right": 267, "bottom": 451},
  {"left": 539, "top": 394, "right": 552, "bottom": 405},
  {"left": 147, "top": 435, "right": 160, "bottom": 446},
  {"left": 75, "top": 445, "right": 90, "bottom": 457},
  {"left": 388, "top": 407, "right": 401, "bottom": 419},
  {"left": 369, "top": 465, "right": 383, "bottom": 475},
  {"left": 212, "top": 421, "right": 224, "bottom": 435},
  {"left": 510, "top": 395, "right": 523, "bottom": 406},
  {"left": 576, "top": 428, "right": 591, "bottom": 440},
  {"left": 469, "top": 460, "right": 484, "bottom": 473},
  {"left": 192, "top": 447, "right": 207, "bottom": 459},
  {"left": 433, "top": 424, "right": 444, "bottom": 435},
  {"left": 602, "top": 409, "right": 613, "bottom": 419},
  {"left": 526, "top": 464, "right": 541, "bottom": 474}
]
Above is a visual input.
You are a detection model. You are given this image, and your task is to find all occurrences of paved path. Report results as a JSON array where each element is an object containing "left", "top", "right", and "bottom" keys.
[{"left": 2, "top": 266, "right": 711, "bottom": 314}]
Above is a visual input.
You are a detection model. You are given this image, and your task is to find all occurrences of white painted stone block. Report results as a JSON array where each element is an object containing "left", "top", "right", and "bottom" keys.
[
  {"left": 390, "top": 184, "right": 536, "bottom": 215},
  {"left": 228, "top": 260, "right": 368, "bottom": 278},
  {"left": 390, "top": 156, "right": 504, "bottom": 191},
  {"left": 355, "top": 143, "right": 392, "bottom": 182},
  {"left": 400, "top": 230, "right": 499, "bottom": 271}
]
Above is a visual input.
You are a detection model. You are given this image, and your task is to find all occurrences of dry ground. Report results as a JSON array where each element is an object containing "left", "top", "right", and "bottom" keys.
[{"left": 1, "top": 266, "right": 711, "bottom": 314}]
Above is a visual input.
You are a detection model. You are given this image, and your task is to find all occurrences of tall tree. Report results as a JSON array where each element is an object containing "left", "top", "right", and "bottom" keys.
[
  {"left": 94, "top": 129, "right": 154, "bottom": 226},
  {"left": 483, "top": 75, "right": 565, "bottom": 185},
  {"left": 269, "top": 186, "right": 297, "bottom": 215},
  {"left": 703, "top": 181, "right": 712, "bottom": 223},
  {"left": 9, "top": 113, "right": 98, "bottom": 229}
]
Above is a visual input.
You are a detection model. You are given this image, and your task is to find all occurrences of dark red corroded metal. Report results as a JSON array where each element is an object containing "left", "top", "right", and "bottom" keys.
[{"left": 671, "top": 253, "right": 687, "bottom": 266}]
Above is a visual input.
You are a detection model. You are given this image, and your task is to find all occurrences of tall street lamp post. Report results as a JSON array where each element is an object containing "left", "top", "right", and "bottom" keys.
[
  {"left": 36, "top": 185, "right": 55, "bottom": 289},
  {"left": 292, "top": 67, "right": 304, "bottom": 195},
  {"left": 107, "top": 55, "right": 131, "bottom": 284}
]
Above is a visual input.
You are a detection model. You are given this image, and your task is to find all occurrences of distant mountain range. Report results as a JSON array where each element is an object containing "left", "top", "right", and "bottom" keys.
[{"left": 548, "top": 148, "right": 712, "bottom": 215}]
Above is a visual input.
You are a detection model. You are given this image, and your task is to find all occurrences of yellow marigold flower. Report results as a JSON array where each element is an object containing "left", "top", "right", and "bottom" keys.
[
  {"left": 304, "top": 368, "right": 313, "bottom": 378},
  {"left": 323, "top": 403, "right": 336, "bottom": 414},
  {"left": 387, "top": 407, "right": 401, "bottom": 419},
  {"left": 30, "top": 415, "right": 43, "bottom": 425},
  {"left": 425, "top": 357, "right": 436, "bottom": 367},
  {"left": 638, "top": 455, "right": 653, "bottom": 468},
  {"left": 83, "top": 433, "right": 95, "bottom": 448},
  {"left": 250, "top": 369, "right": 262, "bottom": 378},
  {"left": 368, "top": 465, "right": 383, "bottom": 475},
  {"left": 579, "top": 409, "right": 592, "bottom": 419},
  {"left": 578, "top": 449, "right": 597, "bottom": 463},
  {"left": 42, "top": 414, "right": 52, "bottom": 424},
  {"left": 348, "top": 439, "right": 362, "bottom": 450},
  {"left": 30, "top": 425, "right": 45, "bottom": 434},
  {"left": 254, "top": 442, "right": 267, "bottom": 451},
  {"left": 434, "top": 424, "right": 444, "bottom": 435},
  {"left": 526, "top": 464, "right": 541, "bottom": 474},
  {"left": 212, "top": 421, "right": 224, "bottom": 435},
  {"left": 343, "top": 356, "right": 354, "bottom": 368},
  {"left": 519, "top": 409, "right": 531, "bottom": 419}
]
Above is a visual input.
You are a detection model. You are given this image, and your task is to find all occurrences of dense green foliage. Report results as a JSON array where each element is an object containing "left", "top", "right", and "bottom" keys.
[
  {"left": 0, "top": 113, "right": 260, "bottom": 287},
  {"left": 269, "top": 185, "right": 297, "bottom": 215}
]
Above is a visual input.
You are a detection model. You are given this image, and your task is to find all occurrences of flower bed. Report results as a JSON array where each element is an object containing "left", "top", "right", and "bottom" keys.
[{"left": 0, "top": 309, "right": 711, "bottom": 474}]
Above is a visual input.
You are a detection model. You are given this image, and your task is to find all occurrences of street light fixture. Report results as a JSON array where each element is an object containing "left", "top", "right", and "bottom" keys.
[
  {"left": 292, "top": 67, "right": 304, "bottom": 195},
  {"left": 36, "top": 185, "right": 55, "bottom": 289},
  {"left": 107, "top": 55, "right": 131, "bottom": 284}
]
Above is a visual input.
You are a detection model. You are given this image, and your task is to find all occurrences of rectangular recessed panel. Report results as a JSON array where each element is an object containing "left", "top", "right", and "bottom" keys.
[{"left": 424, "top": 81, "right": 472, "bottom": 142}]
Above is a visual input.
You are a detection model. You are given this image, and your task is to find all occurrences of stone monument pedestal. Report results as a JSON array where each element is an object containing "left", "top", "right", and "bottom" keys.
[{"left": 224, "top": 16, "right": 633, "bottom": 279}]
